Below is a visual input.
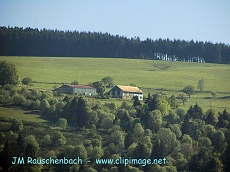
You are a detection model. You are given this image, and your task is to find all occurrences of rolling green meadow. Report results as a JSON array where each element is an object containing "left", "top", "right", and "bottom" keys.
[
  {"left": 0, "top": 56, "right": 230, "bottom": 171},
  {"left": 0, "top": 56, "right": 230, "bottom": 114}
]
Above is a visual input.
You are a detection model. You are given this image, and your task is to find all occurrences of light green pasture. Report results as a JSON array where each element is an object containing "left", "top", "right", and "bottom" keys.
[{"left": 1, "top": 56, "right": 229, "bottom": 112}]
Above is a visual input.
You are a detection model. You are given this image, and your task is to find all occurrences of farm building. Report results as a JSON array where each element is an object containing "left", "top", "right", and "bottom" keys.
[
  {"left": 54, "top": 84, "right": 97, "bottom": 96},
  {"left": 109, "top": 85, "right": 143, "bottom": 100}
]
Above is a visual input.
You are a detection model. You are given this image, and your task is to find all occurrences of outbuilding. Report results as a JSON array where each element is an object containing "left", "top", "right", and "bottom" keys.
[{"left": 54, "top": 84, "right": 96, "bottom": 96}]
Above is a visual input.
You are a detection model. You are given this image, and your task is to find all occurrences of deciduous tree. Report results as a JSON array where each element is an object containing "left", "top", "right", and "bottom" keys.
[
  {"left": 0, "top": 61, "right": 20, "bottom": 87},
  {"left": 182, "top": 85, "right": 195, "bottom": 98},
  {"left": 93, "top": 81, "right": 105, "bottom": 95},
  {"left": 197, "top": 79, "right": 204, "bottom": 92},
  {"left": 101, "top": 76, "right": 114, "bottom": 87},
  {"left": 22, "top": 77, "right": 32, "bottom": 87}
]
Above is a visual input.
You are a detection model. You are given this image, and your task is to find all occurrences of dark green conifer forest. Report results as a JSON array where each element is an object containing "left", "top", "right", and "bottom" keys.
[{"left": 0, "top": 26, "right": 229, "bottom": 63}]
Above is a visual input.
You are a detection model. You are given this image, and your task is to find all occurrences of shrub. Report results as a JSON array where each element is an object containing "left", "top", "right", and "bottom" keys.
[
  {"left": 56, "top": 118, "right": 68, "bottom": 129},
  {"left": 12, "top": 94, "right": 26, "bottom": 106},
  {"left": 11, "top": 120, "right": 23, "bottom": 131}
]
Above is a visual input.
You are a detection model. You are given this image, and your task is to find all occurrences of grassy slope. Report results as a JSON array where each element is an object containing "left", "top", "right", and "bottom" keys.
[
  {"left": 0, "top": 106, "right": 46, "bottom": 123},
  {"left": 0, "top": 56, "right": 230, "bottom": 112}
]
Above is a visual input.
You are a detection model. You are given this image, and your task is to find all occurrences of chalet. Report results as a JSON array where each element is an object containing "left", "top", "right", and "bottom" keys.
[
  {"left": 109, "top": 85, "right": 143, "bottom": 100},
  {"left": 54, "top": 84, "right": 96, "bottom": 96}
]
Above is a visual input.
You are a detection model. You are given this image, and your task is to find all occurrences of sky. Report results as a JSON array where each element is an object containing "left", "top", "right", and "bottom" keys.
[{"left": 0, "top": 0, "right": 230, "bottom": 44}]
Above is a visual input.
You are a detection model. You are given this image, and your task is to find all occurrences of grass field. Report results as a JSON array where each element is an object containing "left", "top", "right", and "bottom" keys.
[
  {"left": 0, "top": 106, "right": 47, "bottom": 123},
  {"left": 0, "top": 56, "right": 230, "bottom": 112}
]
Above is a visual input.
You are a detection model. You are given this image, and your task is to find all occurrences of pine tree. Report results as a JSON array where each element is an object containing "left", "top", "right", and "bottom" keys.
[
  {"left": 181, "top": 114, "right": 190, "bottom": 135},
  {"left": 133, "top": 96, "right": 141, "bottom": 107},
  {"left": 0, "top": 141, "right": 15, "bottom": 171},
  {"left": 74, "top": 97, "right": 89, "bottom": 128},
  {"left": 124, "top": 132, "right": 133, "bottom": 149}
]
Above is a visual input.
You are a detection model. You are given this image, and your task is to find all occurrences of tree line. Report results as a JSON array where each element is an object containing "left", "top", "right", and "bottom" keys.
[{"left": 0, "top": 26, "right": 229, "bottom": 63}]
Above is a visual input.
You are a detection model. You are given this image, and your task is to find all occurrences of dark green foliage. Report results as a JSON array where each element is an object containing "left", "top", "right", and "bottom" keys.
[
  {"left": 151, "top": 141, "right": 167, "bottom": 159},
  {"left": 101, "top": 76, "right": 114, "bottom": 88},
  {"left": 224, "top": 142, "right": 230, "bottom": 172},
  {"left": 182, "top": 85, "right": 195, "bottom": 98},
  {"left": 133, "top": 143, "right": 150, "bottom": 159},
  {"left": 11, "top": 120, "right": 23, "bottom": 131},
  {"left": 12, "top": 94, "right": 26, "bottom": 106},
  {"left": 176, "top": 93, "right": 188, "bottom": 106},
  {"left": 168, "top": 95, "right": 178, "bottom": 109},
  {"left": 39, "top": 99, "right": 50, "bottom": 119},
  {"left": 145, "top": 93, "right": 156, "bottom": 111},
  {"left": 181, "top": 114, "right": 190, "bottom": 135},
  {"left": 56, "top": 118, "right": 68, "bottom": 128},
  {"left": 71, "top": 80, "right": 79, "bottom": 85},
  {"left": 133, "top": 96, "right": 141, "bottom": 107},
  {"left": 217, "top": 109, "right": 229, "bottom": 128},
  {"left": 0, "top": 141, "right": 15, "bottom": 171},
  {"left": 1, "top": 27, "right": 230, "bottom": 63},
  {"left": 164, "top": 110, "right": 179, "bottom": 124},
  {"left": 211, "top": 130, "right": 226, "bottom": 153},
  {"left": 144, "top": 110, "right": 162, "bottom": 133},
  {"left": 186, "top": 104, "right": 204, "bottom": 120},
  {"left": 93, "top": 81, "right": 105, "bottom": 96},
  {"left": 0, "top": 89, "right": 10, "bottom": 104},
  {"left": 72, "top": 97, "right": 90, "bottom": 128},
  {"left": 25, "top": 144, "right": 36, "bottom": 158},
  {"left": 104, "top": 102, "right": 117, "bottom": 111},
  {"left": 188, "top": 119, "right": 206, "bottom": 140},
  {"left": 145, "top": 93, "right": 170, "bottom": 115},
  {"left": 119, "top": 111, "right": 131, "bottom": 132},
  {"left": 0, "top": 82, "right": 229, "bottom": 172},
  {"left": 16, "top": 134, "right": 25, "bottom": 155},
  {"left": 0, "top": 61, "right": 20, "bottom": 87},
  {"left": 193, "top": 103, "right": 204, "bottom": 119},
  {"left": 55, "top": 153, "right": 70, "bottom": 172},
  {"left": 124, "top": 132, "right": 134, "bottom": 149},
  {"left": 22, "top": 77, "right": 32, "bottom": 86},
  {"left": 52, "top": 131, "right": 66, "bottom": 146},
  {"left": 205, "top": 109, "right": 218, "bottom": 126}
]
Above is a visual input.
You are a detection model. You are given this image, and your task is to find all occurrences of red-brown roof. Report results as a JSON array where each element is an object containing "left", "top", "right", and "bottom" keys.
[{"left": 65, "top": 84, "right": 95, "bottom": 89}]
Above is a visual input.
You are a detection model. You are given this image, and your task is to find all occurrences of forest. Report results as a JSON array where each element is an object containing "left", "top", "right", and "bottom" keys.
[
  {"left": 0, "top": 26, "right": 230, "bottom": 64},
  {"left": 0, "top": 60, "right": 230, "bottom": 171},
  {"left": 0, "top": 85, "right": 230, "bottom": 171}
]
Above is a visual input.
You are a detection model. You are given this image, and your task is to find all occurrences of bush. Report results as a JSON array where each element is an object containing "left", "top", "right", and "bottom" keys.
[
  {"left": 31, "top": 100, "right": 40, "bottom": 110},
  {"left": 11, "top": 120, "right": 23, "bottom": 131},
  {"left": 43, "top": 134, "right": 51, "bottom": 146},
  {"left": 22, "top": 77, "right": 33, "bottom": 86},
  {"left": 24, "top": 135, "right": 40, "bottom": 153},
  {"left": 71, "top": 80, "right": 79, "bottom": 85},
  {"left": 52, "top": 131, "right": 66, "bottom": 146},
  {"left": 0, "top": 89, "right": 10, "bottom": 104},
  {"left": 56, "top": 118, "right": 68, "bottom": 129},
  {"left": 12, "top": 94, "right": 26, "bottom": 106}
]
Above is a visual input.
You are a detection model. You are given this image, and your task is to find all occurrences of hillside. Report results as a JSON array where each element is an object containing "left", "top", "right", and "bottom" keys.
[
  {"left": 0, "top": 56, "right": 230, "bottom": 171},
  {"left": 0, "top": 56, "right": 230, "bottom": 111}
]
